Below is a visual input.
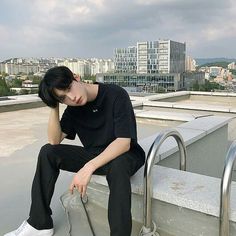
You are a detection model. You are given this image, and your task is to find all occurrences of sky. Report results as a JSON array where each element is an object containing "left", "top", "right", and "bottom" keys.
[{"left": 0, "top": 0, "right": 235, "bottom": 61}]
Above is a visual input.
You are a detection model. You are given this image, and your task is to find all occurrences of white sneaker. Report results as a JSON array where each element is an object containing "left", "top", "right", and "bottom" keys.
[{"left": 4, "top": 221, "right": 54, "bottom": 236}]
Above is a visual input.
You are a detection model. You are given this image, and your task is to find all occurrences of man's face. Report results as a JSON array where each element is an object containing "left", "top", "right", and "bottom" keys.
[{"left": 53, "top": 79, "right": 88, "bottom": 106}]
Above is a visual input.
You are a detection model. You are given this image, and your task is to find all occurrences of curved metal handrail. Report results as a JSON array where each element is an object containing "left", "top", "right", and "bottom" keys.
[
  {"left": 219, "top": 141, "right": 236, "bottom": 236},
  {"left": 142, "top": 129, "right": 187, "bottom": 233}
]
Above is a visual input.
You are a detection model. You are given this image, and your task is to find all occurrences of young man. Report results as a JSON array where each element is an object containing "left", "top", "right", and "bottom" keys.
[{"left": 4, "top": 66, "right": 145, "bottom": 236}]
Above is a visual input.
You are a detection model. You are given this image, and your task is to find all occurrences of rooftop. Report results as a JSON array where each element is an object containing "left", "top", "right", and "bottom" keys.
[{"left": 1, "top": 91, "right": 236, "bottom": 236}]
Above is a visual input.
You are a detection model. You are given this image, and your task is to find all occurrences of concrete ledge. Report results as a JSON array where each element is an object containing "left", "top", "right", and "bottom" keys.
[
  {"left": 91, "top": 165, "right": 236, "bottom": 222},
  {"left": 91, "top": 115, "right": 235, "bottom": 222},
  {"left": 0, "top": 94, "right": 40, "bottom": 106},
  {"left": 131, "top": 101, "right": 143, "bottom": 108},
  {"left": 190, "top": 91, "right": 236, "bottom": 97},
  {"left": 143, "top": 101, "right": 174, "bottom": 108},
  {"left": 143, "top": 100, "right": 236, "bottom": 114},
  {"left": 91, "top": 166, "right": 236, "bottom": 222},
  {"left": 173, "top": 103, "right": 231, "bottom": 113},
  {"left": 132, "top": 165, "right": 236, "bottom": 221},
  {"left": 146, "top": 91, "right": 190, "bottom": 101},
  {"left": 135, "top": 110, "right": 212, "bottom": 122},
  {"left": 139, "top": 116, "right": 232, "bottom": 159},
  {"left": 0, "top": 94, "right": 44, "bottom": 113}
]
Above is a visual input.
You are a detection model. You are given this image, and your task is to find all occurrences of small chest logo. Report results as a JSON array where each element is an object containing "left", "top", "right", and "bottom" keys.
[{"left": 93, "top": 109, "right": 98, "bottom": 113}]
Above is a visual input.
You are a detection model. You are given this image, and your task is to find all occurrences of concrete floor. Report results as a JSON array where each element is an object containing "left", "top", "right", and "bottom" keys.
[
  {"left": 0, "top": 107, "right": 72, "bottom": 235},
  {"left": 0, "top": 105, "right": 175, "bottom": 235},
  {"left": 2, "top": 96, "right": 235, "bottom": 235}
]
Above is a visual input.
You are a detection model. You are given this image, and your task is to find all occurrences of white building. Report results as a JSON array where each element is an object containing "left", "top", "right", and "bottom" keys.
[
  {"left": 90, "top": 58, "right": 114, "bottom": 75},
  {"left": 137, "top": 41, "right": 158, "bottom": 74},
  {"left": 186, "top": 56, "right": 196, "bottom": 71},
  {"left": 209, "top": 66, "right": 222, "bottom": 77},
  {"left": 158, "top": 40, "right": 186, "bottom": 74},
  {"left": 228, "top": 62, "right": 236, "bottom": 70},
  {"left": 114, "top": 46, "right": 137, "bottom": 73},
  {"left": 114, "top": 39, "right": 186, "bottom": 74},
  {"left": 58, "top": 59, "right": 90, "bottom": 78},
  {"left": 1, "top": 63, "right": 40, "bottom": 75}
]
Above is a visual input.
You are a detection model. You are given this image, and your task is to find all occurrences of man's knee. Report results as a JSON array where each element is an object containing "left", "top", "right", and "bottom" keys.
[
  {"left": 38, "top": 143, "right": 60, "bottom": 165},
  {"left": 107, "top": 154, "right": 131, "bottom": 180}
]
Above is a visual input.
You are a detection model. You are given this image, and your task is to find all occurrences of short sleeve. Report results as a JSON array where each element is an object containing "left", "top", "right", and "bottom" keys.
[
  {"left": 113, "top": 89, "right": 137, "bottom": 140},
  {"left": 60, "top": 108, "right": 76, "bottom": 140}
]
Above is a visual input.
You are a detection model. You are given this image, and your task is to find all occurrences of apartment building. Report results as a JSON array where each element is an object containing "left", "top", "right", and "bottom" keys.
[
  {"left": 185, "top": 56, "right": 197, "bottom": 72},
  {"left": 0, "top": 63, "right": 40, "bottom": 75},
  {"left": 114, "top": 39, "right": 186, "bottom": 74},
  {"left": 158, "top": 40, "right": 186, "bottom": 74},
  {"left": 58, "top": 59, "right": 91, "bottom": 78},
  {"left": 114, "top": 46, "right": 137, "bottom": 73},
  {"left": 137, "top": 41, "right": 158, "bottom": 74},
  {"left": 209, "top": 66, "right": 222, "bottom": 77},
  {"left": 90, "top": 58, "right": 114, "bottom": 75},
  {"left": 228, "top": 62, "right": 236, "bottom": 70}
]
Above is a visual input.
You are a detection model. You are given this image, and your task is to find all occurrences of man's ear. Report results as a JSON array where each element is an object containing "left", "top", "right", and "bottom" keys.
[{"left": 74, "top": 74, "right": 81, "bottom": 81}]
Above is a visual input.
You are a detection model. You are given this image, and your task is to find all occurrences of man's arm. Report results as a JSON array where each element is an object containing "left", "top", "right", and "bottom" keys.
[
  {"left": 69, "top": 137, "right": 131, "bottom": 196},
  {"left": 47, "top": 105, "right": 67, "bottom": 145},
  {"left": 89, "top": 137, "right": 130, "bottom": 169}
]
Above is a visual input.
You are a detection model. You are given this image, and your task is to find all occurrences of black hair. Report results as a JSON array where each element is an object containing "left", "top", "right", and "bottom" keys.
[{"left": 38, "top": 66, "right": 74, "bottom": 108}]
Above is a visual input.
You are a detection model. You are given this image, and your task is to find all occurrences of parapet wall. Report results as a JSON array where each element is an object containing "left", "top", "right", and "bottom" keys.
[{"left": 90, "top": 116, "right": 236, "bottom": 236}]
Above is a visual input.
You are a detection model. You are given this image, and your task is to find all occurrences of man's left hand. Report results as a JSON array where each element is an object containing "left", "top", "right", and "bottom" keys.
[{"left": 69, "top": 162, "right": 96, "bottom": 197}]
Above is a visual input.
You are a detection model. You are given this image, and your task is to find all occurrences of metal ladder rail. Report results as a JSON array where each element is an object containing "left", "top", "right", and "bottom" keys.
[
  {"left": 142, "top": 129, "right": 187, "bottom": 234},
  {"left": 219, "top": 140, "right": 236, "bottom": 236}
]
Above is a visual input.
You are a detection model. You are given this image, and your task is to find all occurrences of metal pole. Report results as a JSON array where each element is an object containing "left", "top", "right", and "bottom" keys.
[
  {"left": 143, "top": 129, "right": 187, "bottom": 230},
  {"left": 219, "top": 141, "right": 236, "bottom": 236}
]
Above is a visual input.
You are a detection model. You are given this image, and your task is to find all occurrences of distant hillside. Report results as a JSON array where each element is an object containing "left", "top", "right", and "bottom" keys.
[
  {"left": 195, "top": 58, "right": 236, "bottom": 66},
  {"left": 197, "top": 61, "right": 231, "bottom": 69}
]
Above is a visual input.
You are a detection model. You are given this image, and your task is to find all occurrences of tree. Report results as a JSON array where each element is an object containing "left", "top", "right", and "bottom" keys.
[
  {"left": 202, "top": 80, "right": 224, "bottom": 91},
  {"left": 197, "top": 61, "right": 230, "bottom": 69},
  {"left": 230, "top": 69, "right": 236, "bottom": 75},
  {"left": 10, "top": 79, "right": 22, "bottom": 88},
  {"left": 192, "top": 81, "right": 200, "bottom": 91},
  {"left": 0, "top": 78, "right": 11, "bottom": 96},
  {"left": 0, "top": 72, "right": 9, "bottom": 77}
]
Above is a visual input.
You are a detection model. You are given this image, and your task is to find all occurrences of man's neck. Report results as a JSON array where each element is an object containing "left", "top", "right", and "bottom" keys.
[{"left": 85, "top": 83, "right": 99, "bottom": 102}]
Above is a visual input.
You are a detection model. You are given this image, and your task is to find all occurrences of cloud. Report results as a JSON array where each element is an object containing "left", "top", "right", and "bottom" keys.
[{"left": 0, "top": 0, "right": 235, "bottom": 60}]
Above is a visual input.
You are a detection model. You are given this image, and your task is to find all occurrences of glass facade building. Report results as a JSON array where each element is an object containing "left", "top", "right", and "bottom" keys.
[
  {"left": 96, "top": 72, "right": 183, "bottom": 92},
  {"left": 114, "top": 46, "right": 137, "bottom": 73},
  {"left": 114, "top": 40, "right": 186, "bottom": 74}
]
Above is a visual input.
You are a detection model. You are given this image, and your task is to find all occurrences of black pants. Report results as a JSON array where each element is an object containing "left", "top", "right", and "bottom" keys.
[{"left": 27, "top": 143, "right": 145, "bottom": 236}]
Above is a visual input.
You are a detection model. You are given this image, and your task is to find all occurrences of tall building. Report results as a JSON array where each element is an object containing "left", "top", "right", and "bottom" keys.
[
  {"left": 90, "top": 58, "right": 114, "bottom": 75},
  {"left": 228, "top": 62, "right": 236, "bottom": 70},
  {"left": 186, "top": 56, "right": 196, "bottom": 71},
  {"left": 158, "top": 40, "right": 186, "bottom": 74},
  {"left": 0, "top": 58, "right": 57, "bottom": 75},
  {"left": 114, "top": 39, "right": 186, "bottom": 74},
  {"left": 137, "top": 41, "right": 158, "bottom": 74},
  {"left": 114, "top": 46, "right": 137, "bottom": 73},
  {"left": 58, "top": 59, "right": 91, "bottom": 78},
  {"left": 58, "top": 58, "right": 114, "bottom": 77},
  {"left": 0, "top": 63, "right": 40, "bottom": 75}
]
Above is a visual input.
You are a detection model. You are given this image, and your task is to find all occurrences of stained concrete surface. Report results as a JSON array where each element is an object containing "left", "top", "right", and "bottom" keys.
[{"left": 0, "top": 105, "right": 172, "bottom": 235}]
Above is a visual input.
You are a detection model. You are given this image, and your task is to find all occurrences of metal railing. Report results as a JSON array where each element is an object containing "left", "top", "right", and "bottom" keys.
[
  {"left": 219, "top": 141, "right": 236, "bottom": 236},
  {"left": 140, "top": 129, "right": 187, "bottom": 235}
]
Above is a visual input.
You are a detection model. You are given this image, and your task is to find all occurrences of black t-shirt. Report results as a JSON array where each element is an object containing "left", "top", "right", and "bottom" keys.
[{"left": 60, "top": 83, "right": 144, "bottom": 157}]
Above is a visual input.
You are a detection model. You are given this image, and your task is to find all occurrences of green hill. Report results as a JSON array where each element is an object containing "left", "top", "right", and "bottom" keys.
[
  {"left": 197, "top": 61, "right": 232, "bottom": 69},
  {"left": 195, "top": 58, "right": 236, "bottom": 66}
]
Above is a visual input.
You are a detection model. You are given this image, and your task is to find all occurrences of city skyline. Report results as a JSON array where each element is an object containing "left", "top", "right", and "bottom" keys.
[{"left": 0, "top": 0, "right": 235, "bottom": 61}]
